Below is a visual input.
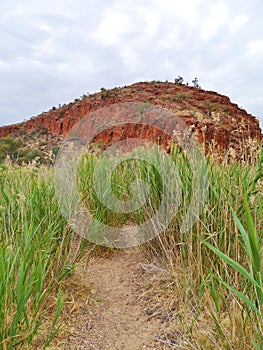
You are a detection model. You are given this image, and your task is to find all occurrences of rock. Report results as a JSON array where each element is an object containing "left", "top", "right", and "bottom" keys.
[{"left": 0, "top": 81, "right": 262, "bottom": 160}]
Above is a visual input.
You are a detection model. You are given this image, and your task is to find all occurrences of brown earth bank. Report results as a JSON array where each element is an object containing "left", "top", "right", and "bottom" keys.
[{"left": 0, "top": 81, "right": 262, "bottom": 159}]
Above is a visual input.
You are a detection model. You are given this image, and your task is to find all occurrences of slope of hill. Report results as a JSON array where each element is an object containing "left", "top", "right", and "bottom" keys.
[{"left": 0, "top": 81, "right": 262, "bottom": 160}]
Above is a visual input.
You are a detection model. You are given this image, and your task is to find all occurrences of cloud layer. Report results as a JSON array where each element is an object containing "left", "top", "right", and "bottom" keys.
[{"left": 0, "top": 0, "right": 262, "bottom": 129}]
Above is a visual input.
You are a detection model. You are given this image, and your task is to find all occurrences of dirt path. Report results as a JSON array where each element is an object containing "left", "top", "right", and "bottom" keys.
[{"left": 65, "top": 248, "right": 170, "bottom": 350}]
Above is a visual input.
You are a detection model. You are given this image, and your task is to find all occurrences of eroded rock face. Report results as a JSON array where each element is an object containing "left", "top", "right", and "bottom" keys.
[{"left": 0, "top": 82, "right": 262, "bottom": 159}]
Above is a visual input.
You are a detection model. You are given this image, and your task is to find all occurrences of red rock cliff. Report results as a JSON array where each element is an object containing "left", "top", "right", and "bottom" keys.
[{"left": 0, "top": 82, "right": 262, "bottom": 159}]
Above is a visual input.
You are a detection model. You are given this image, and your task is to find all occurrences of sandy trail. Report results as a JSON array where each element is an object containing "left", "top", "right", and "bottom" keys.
[{"left": 66, "top": 248, "right": 169, "bottom": 350}]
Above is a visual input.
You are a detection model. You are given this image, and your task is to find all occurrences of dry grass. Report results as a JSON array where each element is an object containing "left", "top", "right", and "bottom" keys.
[{"left": 140, "top": 251, "right": 257, "bottom": 349}]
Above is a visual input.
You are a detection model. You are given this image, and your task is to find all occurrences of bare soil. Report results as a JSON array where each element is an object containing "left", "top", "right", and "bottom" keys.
[{"left": 63, "top": 248, "right": 171, "bottom": 350}]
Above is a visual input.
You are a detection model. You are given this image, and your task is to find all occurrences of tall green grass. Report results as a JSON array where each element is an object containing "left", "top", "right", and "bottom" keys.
[
  {"left": 78, "top": 145, "right": 262, "bottom": 349},
  {"left": 1, "top": 144, "right": 262, "bottom": 349},
  {"left": 0, "top": 167, "right": 86, "bottom": 349},
  {"left": 149, "top": 147, "right": 262, "bottom": 349}
]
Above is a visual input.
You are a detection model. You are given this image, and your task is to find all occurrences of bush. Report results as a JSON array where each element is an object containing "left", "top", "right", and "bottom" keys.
[
  {"left": 52, "top": 145, "right": 60, "bottom": 157},
  {"left": 0, "top": 137, "right": 23, "bottom": 162},
  {"left": 18, "top": 148, "right": 44, "bottom": 164},
  {"left": 0, "top": 163, "right": 7, "bottom": 171}
]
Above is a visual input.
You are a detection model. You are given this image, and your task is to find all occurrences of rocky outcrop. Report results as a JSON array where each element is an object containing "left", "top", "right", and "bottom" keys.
[{"left": 0, "top": 81, "right": 262, "bottom": 159}]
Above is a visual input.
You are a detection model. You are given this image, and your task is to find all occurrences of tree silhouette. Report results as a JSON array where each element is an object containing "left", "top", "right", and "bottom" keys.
[
  {"left": 192, "top": 77, "right": 201, "bottom": 89},
  {"left": 174, "top": 76, "right": 184, "bottom": 85}
]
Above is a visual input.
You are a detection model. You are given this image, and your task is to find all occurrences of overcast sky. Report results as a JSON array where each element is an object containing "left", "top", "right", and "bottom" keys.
[{"left": 0, "top": 0, "right": 263, "bottom": 129}]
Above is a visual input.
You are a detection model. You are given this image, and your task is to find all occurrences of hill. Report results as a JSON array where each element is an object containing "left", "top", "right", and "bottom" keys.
[{"left": 0, "top": 81, "right": 262, "bottom": 161}]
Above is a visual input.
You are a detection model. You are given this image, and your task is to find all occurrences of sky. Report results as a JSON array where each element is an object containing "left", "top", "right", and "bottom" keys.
[{"left": 0, "top": 0, "right": 263, "bottom": 130}]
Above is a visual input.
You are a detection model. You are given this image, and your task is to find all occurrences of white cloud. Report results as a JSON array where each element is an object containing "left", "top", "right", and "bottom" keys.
[
  {"left": 37, "top": 23, "right": 53, "bottom": 33},
  {"left": 247, "top": 40, "right": 263, "bottom": 56},
  {"left": 162, "top": 0, "right": 204, "bottom": 24},
  {"left": 0, "top": 59, "right": 9, "bottom": 69},
  {"left": 200, "top": 1, "right": 229, "bottom": 40},
  {"left": 230, "top": 14, "right": 248, "bottom": 32},
  {"left": 95, "top": 11, "right": 132, "bottom": 45},
  {"left": 136, "top": 6, "right": 160, "bottom": 37},
  {"left": 119, "top": 47, "right": 140, "bottom": 72}
]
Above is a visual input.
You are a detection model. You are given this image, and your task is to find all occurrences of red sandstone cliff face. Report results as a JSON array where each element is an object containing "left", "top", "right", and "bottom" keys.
[{"left": 0, "top": 82, "right": 262, "bottom": 159}]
